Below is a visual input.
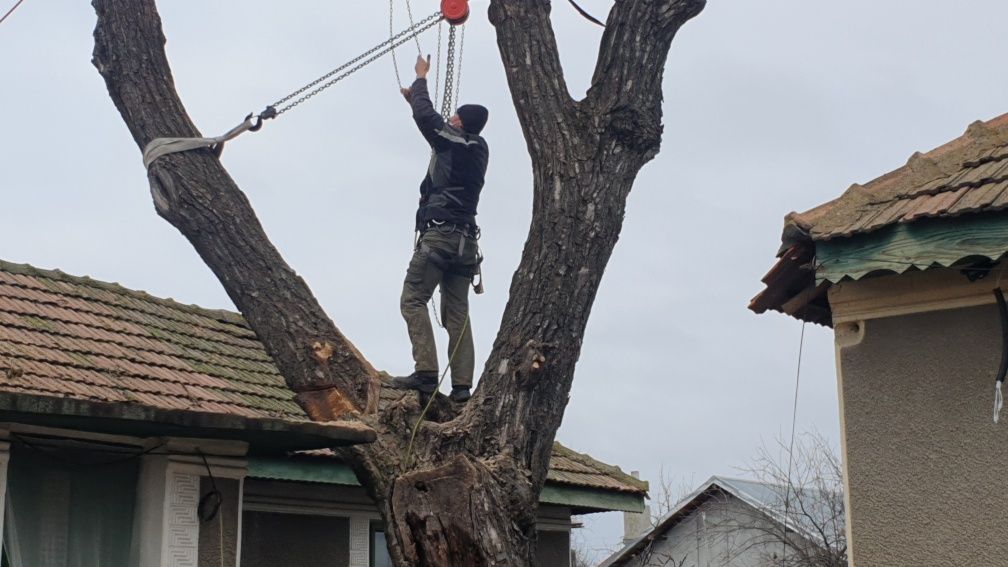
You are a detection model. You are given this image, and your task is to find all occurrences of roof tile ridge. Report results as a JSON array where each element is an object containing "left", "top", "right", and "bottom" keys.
[
  {"left": 0, "top": 316, "right": 281, "bottom": 379},
  {"left": 0, "top": 348, "right": 297, "bottom": 405},
  {"left": 813, "top": 114, "right": 1008, "bottom": 216},
  {"left": 0, "top": 292, "right": 269, "bottom": 356},
  {"left": 0, "top": 260, "right": 252, "bottom": 331}
]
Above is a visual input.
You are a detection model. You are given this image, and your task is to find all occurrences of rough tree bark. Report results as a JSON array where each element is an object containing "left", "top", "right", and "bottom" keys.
[{"left": 91, "top": 0, "right": 704, "bottom": 564}]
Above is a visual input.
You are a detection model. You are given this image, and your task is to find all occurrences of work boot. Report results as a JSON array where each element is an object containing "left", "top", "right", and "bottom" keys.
[
  {"left": 449, "top": 387, "right": 471, "bottom": 403},
  {"left": 388, "top": 372, "right": 438, "bottom": 394}
]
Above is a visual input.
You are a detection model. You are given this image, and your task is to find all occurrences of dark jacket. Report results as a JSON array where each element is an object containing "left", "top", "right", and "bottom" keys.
[{"left": 409, "top": 78, "right": 489, "bottom": 231}]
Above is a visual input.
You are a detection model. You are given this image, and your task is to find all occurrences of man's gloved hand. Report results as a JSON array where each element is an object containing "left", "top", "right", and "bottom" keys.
[{"left": 400, "top": 87, "right": 412, "bottom": 102}]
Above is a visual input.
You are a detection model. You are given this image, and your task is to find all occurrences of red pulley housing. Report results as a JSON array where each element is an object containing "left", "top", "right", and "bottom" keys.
[{"left": 441, "top": 0, "right": 469, "bottom": 25}]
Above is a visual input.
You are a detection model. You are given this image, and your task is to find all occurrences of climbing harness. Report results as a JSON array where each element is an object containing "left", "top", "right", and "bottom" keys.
[{"left": 143, "top": 0, "right": 469, "bottom": 169}]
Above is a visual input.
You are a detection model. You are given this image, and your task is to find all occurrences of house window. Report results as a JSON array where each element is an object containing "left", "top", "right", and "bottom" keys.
[
  {"left": 241, "top": 511, "right": 350, "bottom": 566},
  {"left": 370, "top": 523, "right": 394, "bottom": 567},
  {"left": 2, "top": 441, "right": 139, "bottom": 567}
]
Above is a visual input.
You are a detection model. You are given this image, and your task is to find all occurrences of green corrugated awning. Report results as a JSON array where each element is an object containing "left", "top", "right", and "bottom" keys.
[
  {"left": 247, "top": 457, "right": 645, "bottom": 514},
  {"left": 540, "top": 484, "right": 645, "bottom": 514},
  {"left": 248, "top": 457, "right": 361, "bottom": 486},
  {"left": 816, "top": 213, "right": 1008, "bottom": 283}
]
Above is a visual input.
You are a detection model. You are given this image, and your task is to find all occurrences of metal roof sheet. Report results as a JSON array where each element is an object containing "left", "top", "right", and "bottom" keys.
[{"left": 599, "top": 475, "right": 842, "bottom": 567}]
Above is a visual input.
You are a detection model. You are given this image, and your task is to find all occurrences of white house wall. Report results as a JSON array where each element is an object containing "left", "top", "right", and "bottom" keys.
[{"left": 622, "top": 496, "right": 786, "bottom": 567}]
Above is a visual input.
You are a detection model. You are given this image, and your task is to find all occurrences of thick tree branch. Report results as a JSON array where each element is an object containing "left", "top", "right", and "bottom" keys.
[
  {"left": 91, "top": 0, "right": 378, "bottom": 414},
  {"left": 589, "top": 0, "right": 705, "bottom": 155},
  {"left": 592, "top": 0, "right": 705, "bottom": 106},
  {"left": 488, "top": 0, "right": 581, "bottom": 162}
]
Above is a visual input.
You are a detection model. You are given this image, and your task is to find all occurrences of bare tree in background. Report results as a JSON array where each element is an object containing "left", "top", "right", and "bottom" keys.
[{"left": 742, "top": 432, "right": 847, "bottom": 567}]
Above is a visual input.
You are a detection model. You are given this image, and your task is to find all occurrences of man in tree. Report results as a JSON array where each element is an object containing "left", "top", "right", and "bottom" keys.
[
  {"left": 93, "top": 0, "right": 704, "bottom": 560},
  {"left": 391, "top": 54, "right": 489, "bottom": 403}
]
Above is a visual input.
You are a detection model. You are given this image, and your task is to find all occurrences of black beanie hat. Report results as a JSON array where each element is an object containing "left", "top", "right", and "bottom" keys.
[{"left": 457, "top": 104, "right": 489, "bottom": 135}]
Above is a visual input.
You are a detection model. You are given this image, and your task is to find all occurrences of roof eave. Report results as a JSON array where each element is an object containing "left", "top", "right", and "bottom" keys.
[
  {"left": 749, "top": 241, "right": 833, "bottom": 327},
  {"left": 0, "top": 392, "right": 376, "bottom": 454}
]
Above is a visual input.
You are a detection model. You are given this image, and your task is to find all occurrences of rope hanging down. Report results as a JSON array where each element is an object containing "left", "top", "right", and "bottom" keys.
[{"left": 143, "top": 11, "right": 442, "bottom": 169}]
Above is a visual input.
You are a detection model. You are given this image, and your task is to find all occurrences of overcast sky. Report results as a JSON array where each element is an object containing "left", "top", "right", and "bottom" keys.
[{"left": 3, "top": 0, "right": 1008, "bottom": 561}]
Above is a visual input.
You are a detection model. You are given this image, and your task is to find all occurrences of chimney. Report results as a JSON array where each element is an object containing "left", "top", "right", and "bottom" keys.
[{"left": 622, "top": 471, "right": 652, "bottom": 546}]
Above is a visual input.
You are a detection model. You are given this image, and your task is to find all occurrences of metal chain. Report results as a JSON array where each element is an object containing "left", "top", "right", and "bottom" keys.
[
  {"left": 439, "top": 25, "right": 457, "bottom": 120},
  {"left": 453, "top": 23, "right": 466, "bottom": 106},
  {"left": 389, "top": 0, "right": 424, "bottom": 89},
  {"left": 402, "top": 0, "right": 422, "bottom": 53},
  {"left": 267, "top": 11, "right": 442, "bottom": 117},
  {"left": 389, "top": 0, "right": 403, "bottom": 88},
  {"left": 432, "top": 21, "right": 443, "bottom": 110}
]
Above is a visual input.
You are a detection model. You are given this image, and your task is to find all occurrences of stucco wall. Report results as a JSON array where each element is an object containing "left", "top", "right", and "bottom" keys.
[{"left": 839, "top": 304, "right": 1008, "bottom": 565}]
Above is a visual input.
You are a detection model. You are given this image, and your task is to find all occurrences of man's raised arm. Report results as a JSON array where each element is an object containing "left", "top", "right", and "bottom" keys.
[{"left": 401, "top": 55, "right": 448, "bottom": 149}]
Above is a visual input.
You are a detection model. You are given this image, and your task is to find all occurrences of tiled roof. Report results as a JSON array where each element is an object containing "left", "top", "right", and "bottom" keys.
[
  {"left": 751, "top": 113, "right": 1008, "bottom": 326},
  {"left": 0, "top": 261, "right": 307, "bottom": 422},
  {"left": 547, "top": 443, "right": 648, "bottom": 494},
  {"left": 795, "top": 113, "right": 1008, "bottom": 240},
  {"left": 0, "top": 261, "right": 642, "bottom": 489}
]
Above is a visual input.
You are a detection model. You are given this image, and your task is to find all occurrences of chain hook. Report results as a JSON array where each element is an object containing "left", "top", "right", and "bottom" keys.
[{"left": 248, "top": 106, "right": 278, "bottom": 132}]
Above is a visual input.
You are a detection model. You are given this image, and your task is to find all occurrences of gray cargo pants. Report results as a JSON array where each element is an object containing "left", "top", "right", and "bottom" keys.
[{"left": 400, "top": 228, "right": 479, "bottom": 388}]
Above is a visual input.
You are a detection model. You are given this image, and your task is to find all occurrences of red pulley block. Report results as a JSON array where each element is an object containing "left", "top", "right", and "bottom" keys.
[{"left": 441, "top": 0, "right": 469, "bottom": 25}]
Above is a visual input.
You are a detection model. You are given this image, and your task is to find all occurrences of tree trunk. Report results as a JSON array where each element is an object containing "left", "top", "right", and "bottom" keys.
[{"left": 91, "top": 0, "right": 704, "bottom": 564}]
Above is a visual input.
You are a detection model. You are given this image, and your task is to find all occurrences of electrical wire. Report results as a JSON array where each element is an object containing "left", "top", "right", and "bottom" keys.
[
  {"left": 0, "top": 0, "right": 26, "bottom": 26},
  {"left": 781, "top": 315, "right": 807, "bottom": 565}
]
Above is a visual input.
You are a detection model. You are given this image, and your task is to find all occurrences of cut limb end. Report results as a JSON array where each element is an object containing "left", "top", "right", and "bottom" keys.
[
  {"left": 312, "top": 341, "right": 334, "bottom": 363},
  {"left": 295, "top": 386, "right": 360, "bottom": 421}
]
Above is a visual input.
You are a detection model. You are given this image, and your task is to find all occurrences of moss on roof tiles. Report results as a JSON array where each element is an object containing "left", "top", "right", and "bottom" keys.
[
  {"left": 18, "top": 315, "right": 55, "bottom": 333},
  {"left": 0, "top": 261, "right": 316, "bottom": 421}
]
